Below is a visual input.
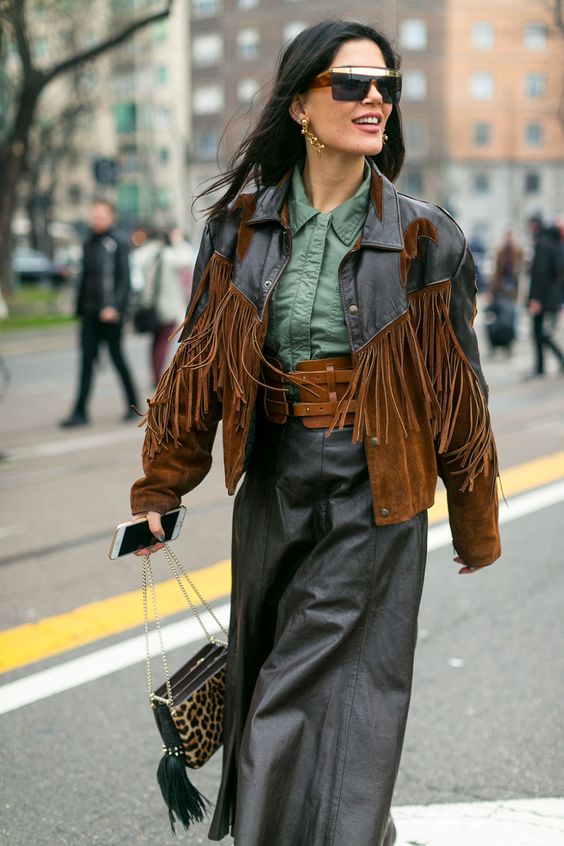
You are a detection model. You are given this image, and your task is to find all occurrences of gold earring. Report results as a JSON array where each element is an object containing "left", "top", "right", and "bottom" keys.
[
  {"left": 301, "top": 117, "right": 325, "bottom": 156},
  {"left": 383, "top": 133, "right": 389, "bottom": 143}
]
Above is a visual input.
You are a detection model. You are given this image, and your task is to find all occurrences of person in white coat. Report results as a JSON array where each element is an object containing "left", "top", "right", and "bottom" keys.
[{"left": 139, "top": 228, "right": 195, "bottom": 385}]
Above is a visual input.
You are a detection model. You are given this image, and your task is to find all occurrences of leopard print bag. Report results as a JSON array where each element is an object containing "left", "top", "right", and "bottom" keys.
[{"left": 142, "top": 544, "right": 228, "bottom": 833}]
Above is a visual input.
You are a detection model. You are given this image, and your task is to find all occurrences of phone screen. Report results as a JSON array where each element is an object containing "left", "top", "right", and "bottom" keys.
[{"left": 112, "top": 508, "right": 185, "bottom": 557}]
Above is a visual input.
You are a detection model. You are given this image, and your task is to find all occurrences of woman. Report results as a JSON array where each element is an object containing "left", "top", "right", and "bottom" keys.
[
  {"left": 129, "top": 20, "right": 501, "bottom": 846},
  {"left": 137, "top": 228, "right": 195, "bottom": 386}
]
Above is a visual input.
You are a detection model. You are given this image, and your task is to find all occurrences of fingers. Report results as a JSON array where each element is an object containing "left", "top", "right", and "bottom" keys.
[{"left": 133, "top": 511, "right": 165, "bottom": 556}]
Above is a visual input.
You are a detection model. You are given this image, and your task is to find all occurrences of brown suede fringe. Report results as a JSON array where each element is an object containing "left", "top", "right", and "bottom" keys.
[
  {"left": 327, "top": 311, "right": 439, "bottom": 444},
  {"left": 142, "top": 257, "right": 497, "bottom": 501},
  {"left": 142, "top": 253, "right": 303, "bottom": 463},
  {"left": 142, "top": 253, "right": 268, "bottom": 458},
  {"left": 408, "top": 280, "right": 498, "bottom": 498}
]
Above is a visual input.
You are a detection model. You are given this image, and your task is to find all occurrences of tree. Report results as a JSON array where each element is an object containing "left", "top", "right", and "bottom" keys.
[{"left": 0, "top": 0, "right": 174, "bottom": 297}]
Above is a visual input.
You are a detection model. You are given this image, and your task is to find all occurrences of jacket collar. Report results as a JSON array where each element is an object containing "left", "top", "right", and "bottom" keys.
[{"left": 247, "top": 160, "right": 403, "bottom": 250}]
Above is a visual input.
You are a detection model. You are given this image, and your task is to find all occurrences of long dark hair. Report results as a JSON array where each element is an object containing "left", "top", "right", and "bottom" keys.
[{"left": 199, "top": 20, "right": 405, "bottom": 219}]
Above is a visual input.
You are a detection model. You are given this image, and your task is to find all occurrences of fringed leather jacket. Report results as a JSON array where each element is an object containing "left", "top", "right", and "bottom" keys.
[{"left": 131, "top": 163, "right": 501, "bottom": 568}]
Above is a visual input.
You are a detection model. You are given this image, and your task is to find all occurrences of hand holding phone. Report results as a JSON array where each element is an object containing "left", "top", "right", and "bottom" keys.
[
  {"left": 133, "top": 511, "right": 165, "bottom": 557},
  {"left": 108, "top": 506, "right": 186, "bottom": 559}
]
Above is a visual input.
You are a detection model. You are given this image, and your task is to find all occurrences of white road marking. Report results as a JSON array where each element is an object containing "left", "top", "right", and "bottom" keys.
[
  {"left": 393, "top": 798, "right": 564, "bottom": 845},
  {"left": 0, "top": 602, "right": 230, "bottom": 716},
  {"left": 427, "top": 479, "right": 564, "bottom": 553},
  {"left": 8, "top": 427, "right": 142, "bottom": 460},
  {"left": 0, "top": 479, "right": 563, "bottom": 716}
]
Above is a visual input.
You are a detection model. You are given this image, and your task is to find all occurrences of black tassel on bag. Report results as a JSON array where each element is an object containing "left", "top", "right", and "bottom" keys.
[{"left": 155, "top": 702, "right": 210, "bottom": 834}]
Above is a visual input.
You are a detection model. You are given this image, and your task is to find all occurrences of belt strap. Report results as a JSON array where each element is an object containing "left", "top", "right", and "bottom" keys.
[{"left": 262, "top": 355, "right": 356, "bottom": 428}]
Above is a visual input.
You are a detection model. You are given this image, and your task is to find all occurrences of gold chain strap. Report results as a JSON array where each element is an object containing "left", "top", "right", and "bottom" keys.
[{"left": 141, "top": 543, "right": 228, "bottom": 712}]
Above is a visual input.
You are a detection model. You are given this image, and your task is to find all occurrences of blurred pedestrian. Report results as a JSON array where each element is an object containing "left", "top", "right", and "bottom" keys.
[
  {"left": 126, "top": 20, "right": 500, "bottom": 846},
  {"left": 136, "top": 227, "right": 195, "bottom": 386},
  {"left": 526, "top": 214, "right": 564, "bottom": 378},
  {"left": 60, "top": 198, "right": 139, "bottom": 427},
  {"left": 485, "top": 230, "right": 523, "bottom": 355},
  {"left": 492, "top": 229, "right": 523, "bottom": 301}
]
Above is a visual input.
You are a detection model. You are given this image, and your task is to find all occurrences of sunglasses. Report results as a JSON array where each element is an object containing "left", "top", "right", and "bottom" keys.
[{"left": 309, "top": 66, "right": 402, "bottom": 105}]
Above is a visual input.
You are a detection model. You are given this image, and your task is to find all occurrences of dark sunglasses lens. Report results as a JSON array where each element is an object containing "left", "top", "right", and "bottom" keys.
[
  {"left": 330, "top": 73, "right": 402, "bottom": 105},
  {"left": 330, "top": 73, "right": 369, "bottom": 101},
  {"left": 378, "top": 77, "right": 402, "bottom": 105}
]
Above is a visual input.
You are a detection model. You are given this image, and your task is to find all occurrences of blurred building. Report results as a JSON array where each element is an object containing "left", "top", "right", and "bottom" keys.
[
  {"left": 46, "top": 0, "right": 190, "bottom": 238},
  {"left": 38, "top": 0, "right": 562, "bottom": 253},
  {"left": 444, "top": 0, "right": 563, "bottom": 249},
  {"left": 188, "top": 0, "right": 563, "bottom": 249}
]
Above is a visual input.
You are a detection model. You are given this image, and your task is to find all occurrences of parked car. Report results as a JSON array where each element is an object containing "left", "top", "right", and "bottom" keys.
[{"left": 12, "top": 247, "right": 68, "bottom": 286}]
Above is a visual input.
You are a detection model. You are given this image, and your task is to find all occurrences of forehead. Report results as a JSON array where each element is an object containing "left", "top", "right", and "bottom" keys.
[
  {"left": 91, "top": 203, "right": 113, "bottom": 216},
  {"left": 331, "top": 38, "right": 387, "bottom": 69}
]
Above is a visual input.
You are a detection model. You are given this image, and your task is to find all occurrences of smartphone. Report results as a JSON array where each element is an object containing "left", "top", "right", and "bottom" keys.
[{"left": 108, "top": 506, "right": 187, "bottom": 559}]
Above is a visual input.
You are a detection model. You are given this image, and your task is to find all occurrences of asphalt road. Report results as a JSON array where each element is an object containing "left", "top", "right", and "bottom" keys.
[{"left": 0, "top": 308, "right": 563, "bottom": 845}]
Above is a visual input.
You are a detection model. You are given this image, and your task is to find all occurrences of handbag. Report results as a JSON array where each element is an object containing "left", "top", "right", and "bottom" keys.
[
  {"left": 142, "top": 543, "right": 228, "bottom": 833},
  {"left": 134, "top": 252, "right": 163, "bottom": 333}
]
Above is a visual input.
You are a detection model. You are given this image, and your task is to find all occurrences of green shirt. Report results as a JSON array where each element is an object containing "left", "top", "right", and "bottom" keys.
[{"left": 264, "top": 162, "right": 370, "bottom": 372}]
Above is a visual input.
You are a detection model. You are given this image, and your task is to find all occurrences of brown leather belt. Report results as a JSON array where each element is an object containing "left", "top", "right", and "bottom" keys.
[{"left": 262, "top": 355, "right": 356, "bottom": 428}]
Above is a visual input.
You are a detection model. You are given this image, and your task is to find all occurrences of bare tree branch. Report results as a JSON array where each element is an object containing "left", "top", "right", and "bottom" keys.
[
  {"left": 9, "top": 0, "right": 33, "bottom": 77},
  {"left": 43, "top": 0, "right": 173, "bottom": 85}
]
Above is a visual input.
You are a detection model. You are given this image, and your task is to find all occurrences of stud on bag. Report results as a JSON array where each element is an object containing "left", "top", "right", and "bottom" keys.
[{"left": 142, "top": 543, "right": 228, "bottom": 833}]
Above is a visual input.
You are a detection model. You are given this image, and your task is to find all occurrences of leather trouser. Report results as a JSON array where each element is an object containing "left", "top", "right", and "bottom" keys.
[{"left": 208, "top": 413, "right": 427, "bottom": 846}]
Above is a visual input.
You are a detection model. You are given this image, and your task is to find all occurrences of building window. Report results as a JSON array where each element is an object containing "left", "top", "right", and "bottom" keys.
[
  {"left": 154, "top": 105, "right": 171, "bottom": 128},
  {"left": 473, "top": 173, "right": 490, "bottom": 193},
  {"left": 193, "top": 84, "right": 224, "bottom": 114},
  {"left": 237, "top": 0, "right": 258, "bottom": 7},
  {"left": 152, "top": 20, "right": 168, "bottom": 41},
  {"left": 192, "top": 33, "right": 224, "bottom": 66},
  {"left": 114, "top": 102, "right": 137, "bottom": 133},
  {"left": 157, "top": 186, "right": 172, "bottom": 209},
  {"left": 399, "top": 19, "right": 427, "bottom": 50},
  {"left": 237, "top": 77, "right": 260, "bottom": 105},
  {"left": 404, "top": 170, "right": 423, "bottom": 196},
  {"left": 155, "top": 65, "right": 168, "bottom": 85},
  {"left": 472, "top": 22, "right": 495, "bottom": 50},
  {"left": 283, "top": 21, "right": 306, "bottom": 43},
  {"left": 237, "top": 28, "right": 260, "bottom": 60},
  {"left": 524, "top": 23, "right": 548, "bottom": 50},
  {"left": 192, "top": 0, "right": 222, "bottom": 16},
  {"left": 117, "top": 183, "right": 139, "bottom": 216},
  {"left": 473, "top": 122, "right": 492, "bottom": 146},
  {"left": 403, "top": 70, "right": 427, "bottom": 101},
  {"left": 405, "top": 121, "right": 427, "bottom": 152},
  {"left": 525, "top": 122, "right": 544, "bottom": 146},
  {"left": 195, "top": 129, "right": 220, "bottom": 160},
  {"left": 525, "top": 73, "right": 546, "bottom": 98},
  {"left": 470, "top": 72, "right": 494, "bottom": 100},
  {"left": 525, "top": 172, "right": 541, "bottom": 194}
]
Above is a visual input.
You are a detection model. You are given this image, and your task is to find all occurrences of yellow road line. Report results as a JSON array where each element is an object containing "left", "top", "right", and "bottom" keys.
[
  {"left": 0, "top": 560, "right": 230, "bottom": 675},
  {"left": 2, "top": 450, "right": 564, "bottom": 676}
]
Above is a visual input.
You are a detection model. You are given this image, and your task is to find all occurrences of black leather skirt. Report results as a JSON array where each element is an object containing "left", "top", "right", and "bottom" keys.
[{"left": 208, "top": 415, "right": 428, "bottom": 846}]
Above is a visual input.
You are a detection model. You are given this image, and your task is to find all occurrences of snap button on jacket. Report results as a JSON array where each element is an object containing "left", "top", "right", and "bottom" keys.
[{"left": 131, "top": 163, "right": 501, "bottom": 568}]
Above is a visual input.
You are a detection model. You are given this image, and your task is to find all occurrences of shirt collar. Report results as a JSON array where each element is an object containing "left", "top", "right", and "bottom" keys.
[{"left": 288, "top": 163, "right": 371, "bottom": 245}]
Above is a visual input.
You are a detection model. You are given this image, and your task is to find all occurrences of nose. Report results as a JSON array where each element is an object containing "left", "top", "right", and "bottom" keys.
[{"left": 363, "top": 80, "right": 384, "bottom": 104}]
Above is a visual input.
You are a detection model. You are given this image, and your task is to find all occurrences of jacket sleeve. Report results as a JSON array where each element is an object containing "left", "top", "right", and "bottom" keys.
[
  {"left": 130, "top": 222, "right": 222, "bottom": 515},
  {"left": 112, "top": 240, "right": 131, "bottom": 317},
  {"left": 436, "top": 243, "right": 501, "bottom": 568}
]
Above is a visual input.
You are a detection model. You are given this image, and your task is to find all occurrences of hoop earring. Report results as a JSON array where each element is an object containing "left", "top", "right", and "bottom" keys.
[{"left": 301, "top": 117, "right": 325, "bottom": 156}]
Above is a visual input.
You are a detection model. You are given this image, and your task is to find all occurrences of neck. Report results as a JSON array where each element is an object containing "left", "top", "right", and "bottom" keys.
[{"left": 301, "top": 152, "right": 366, "bottom": 213}]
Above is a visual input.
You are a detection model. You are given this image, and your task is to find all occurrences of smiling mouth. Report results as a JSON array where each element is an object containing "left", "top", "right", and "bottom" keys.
[{"left": 352, "top": 116, "right": 382, "bottom": 126}]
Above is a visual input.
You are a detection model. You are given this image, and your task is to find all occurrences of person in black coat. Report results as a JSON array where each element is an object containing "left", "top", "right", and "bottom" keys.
[
  {"left": 60, "top": 198, "right": 139, "bottom": 426},
  {"left": 527, "top": 215, "right": 564, "bottom": 377}
]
